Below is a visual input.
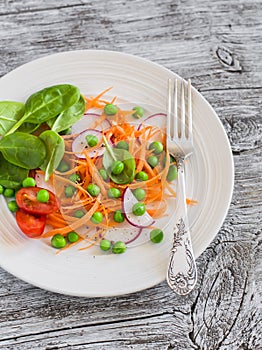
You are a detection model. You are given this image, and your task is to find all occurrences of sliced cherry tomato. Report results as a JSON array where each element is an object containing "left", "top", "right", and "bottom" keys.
[
  {"left": 16, "top": 209, "right": 46, "bottom": 238},
  {"left": 16, "top": 187, "right": 58, "bottom": 215}
]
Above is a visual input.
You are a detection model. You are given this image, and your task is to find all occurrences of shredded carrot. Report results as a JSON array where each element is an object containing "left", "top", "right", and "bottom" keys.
[
  {"left": 78, "top": 228, "right": 106, "bottom": 250},
  {"left": 41, "top": 87, "right": 197, "bottom": 252},
  {"left": 84, "top": 87, "right": 113, "bottom": 111},
  {"left": 42, "top": 200, "right": 100, "bottom": 238}
]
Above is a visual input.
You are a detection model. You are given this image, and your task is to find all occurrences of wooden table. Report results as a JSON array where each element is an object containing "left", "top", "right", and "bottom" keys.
[{"left": 0, "top": 1, "right": 261, "bottom": 349}]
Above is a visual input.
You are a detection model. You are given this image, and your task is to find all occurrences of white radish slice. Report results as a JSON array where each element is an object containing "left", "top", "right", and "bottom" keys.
[
  {"left": 122, "top": 188, "right": 155, "bottom": 228},
  {"left": 35, "top": 171, "right": 55, "bottom": 193},
  {"left": 124, "top": 227, "right": 144, "bottom": 244},
  {"left": 71, "top": 113, "right": 111, "bottom": 134},
  {"left": 103, "top": 224, "right": 143, "bottom": 245},
  {"left": 72, "top": 129, "right": 104, "bottom": 159},
  {"left": 137, "top": 113, "right": 166, "bottom": 130},
  {"left": 137, "top": 113, "right": 166, "bottom": 144}
]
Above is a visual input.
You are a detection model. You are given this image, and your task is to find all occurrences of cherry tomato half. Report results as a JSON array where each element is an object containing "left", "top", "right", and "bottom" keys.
[
  {"left": 16, "top": 209, "right": 46, "bottom": 238},
  {"left": 16, "top": 187, "right": 58, "bottom": 215}
]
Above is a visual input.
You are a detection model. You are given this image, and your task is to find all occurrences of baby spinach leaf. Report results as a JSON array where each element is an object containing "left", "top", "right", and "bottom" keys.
[
  {"left": 5, "top": 84, "right": 80, "bottom": 135},
  {"left": 102, "top": 136, "right": 136, "bottom": 185},
  {"left": 0, "top": 132, "right": 46, "bottom": 169},
  {"left": 48, "top": 94, "right": 86, "bottom": 133},
  {"left": 39, "top": 130, "right": 65, "bottom": 181},
  {"left": 25, "top": 84, "right": 80, "bottom": 123},
  {"left": 18, "top": 122, "right": 41, "bottom": 134},
  {"left": 0, "top": 153, "right": 28, "bottom": 189},
  {"left": 0, "top": 101, "right": 25, "bottom": 136}
]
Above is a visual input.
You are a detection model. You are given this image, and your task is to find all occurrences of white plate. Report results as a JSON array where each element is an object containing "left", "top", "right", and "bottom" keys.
[{"left": 0, "top": 50, "right": 234, "bottom": 297}]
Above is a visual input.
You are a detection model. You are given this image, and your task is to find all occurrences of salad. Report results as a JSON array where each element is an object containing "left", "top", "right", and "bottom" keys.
[{"left": 0, "top": 84, "right": 195, "bottom": 254}]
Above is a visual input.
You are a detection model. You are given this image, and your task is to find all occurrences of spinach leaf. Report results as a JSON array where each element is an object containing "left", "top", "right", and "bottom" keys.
[
  {"left": 5, "top": 84, "right": 80, "bottom": 135},
  {"left": 102, "top": 137, "right": 136, "bottom": 184},
  {"left": 39, "top": 130, "right": 65, "bottom": 181},
  {"left": 48, "top": 95, "right": 86, "bottom": 133},
  {"left": 0, "top": 101, "right": 25, "bottom": 136},
  {"left": 0, "top": 153, "right": 28, "bottom": 189},
  {"left": 0, "top": 132, "right": 46, "bottom": 169},
  {"left": 18, "top": 122, "right": 40, "bottom": 133}
]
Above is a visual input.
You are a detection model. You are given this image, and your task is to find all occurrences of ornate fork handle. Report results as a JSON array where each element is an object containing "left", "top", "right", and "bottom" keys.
[{"left": 166, "top": 156, "right": 197, "bottom": 295}]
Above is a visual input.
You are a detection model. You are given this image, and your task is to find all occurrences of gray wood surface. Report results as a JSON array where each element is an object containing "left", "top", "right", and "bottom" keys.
[{"left": 0, "top": 0, "right": 261, "bottom": 349}]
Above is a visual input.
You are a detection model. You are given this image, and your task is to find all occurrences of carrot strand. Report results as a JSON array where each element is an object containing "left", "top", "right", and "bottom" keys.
[{"left": 42, "top": 87, "right": 197, "bottom": 252}]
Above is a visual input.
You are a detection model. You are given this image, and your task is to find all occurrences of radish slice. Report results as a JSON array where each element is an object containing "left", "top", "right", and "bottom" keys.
[
  {"left": 137, "top": 113, "right": 166, "bottom": 130},
  {"left": 35, "top": 171, "right": 55, "bottom": 193},
  {"left": 137, "top": 113, "right": 166, "bottom": 144},
  {"left": 124, "top": 227, "right": 143, "bottom": 244},
  {"left": 122, "top": 188, "right": 155, "bottom": 228},
  {"left": 103, "top": 225, "right": 143, "bottom": 245},
  {"left": 72, "top": 129, "right": 104, "bottom": 158},
  {"left": 71, "top": 113, "right": 111, "bottom": 134}
]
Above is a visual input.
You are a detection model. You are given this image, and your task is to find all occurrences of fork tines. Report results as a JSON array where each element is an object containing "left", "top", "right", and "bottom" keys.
[{"left": 167, "top": 78, "right": 192, "bottom": 141}]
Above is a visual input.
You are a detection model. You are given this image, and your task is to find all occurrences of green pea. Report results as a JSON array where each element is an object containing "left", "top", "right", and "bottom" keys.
[
  {"left": 147, "top": 155, "right": 159, "bottom": 168},
  {"left": 0, "top": 185, "right": 4, "bottom": 194},
  {"left": 164, "top": 154, "right": 176, "bottom": 166},
  {"left": 4, "top": 188, "right": 14, "bottom": 198},
  {"left": 112, "top": 241, "right": 126, "bottom": 254},
  {"left": 108, "top": 187, "right": 121, "bottom": 199},
  {"left": 116, "top": 140, "right": 129, "bottom": 151},
  {"left": 132, "top": 202, "right": 146, "bottom": 216},
  {"left": 7, "top": 200, "right": 18, "bottom": 213},
  {"left": 104, "top": 103, "right": 118, "bottom": 116},
  {"left": 100, "top": 239, "right": 111, "bottom": 251},
  {"left": 150, "top": 229, "right": 164, "bottom": 243},
  {"left": 22, "top": 177, "right": 36, "bottom": 188},
  {"left": 91, "top": 211, "right": 103, "bottom": 224},
  {"left": 99, "top": 168, "right": 108, "bottom": 181},
  {"left": 51, "top": 234, "right": 67, "bottom": 249},
  {"left": 67, "top": 231, "right": 79, "bottom": 243},
  {"left": 170, "top": 155, "right": 176, "bottom": 164},
  {"left": 69, "top": 173, "right": 81, "bottom": 183},
  {"left": 85, "top": 134, "right": 98, "bottom": 147},
  {"left": 36, "top": 189, "right": 50, "bottom": 203},
  {"left": 73, "top": 210, "right": 85, "bottom": 218},
  {"left": 132, "top": 106, "right": 144, "bottom": 119},
  {"left": 87, "top": 183, "right": 100, "bottom": 197},
  {"left": 133, "top": 188, "right": 146, "bottom": 201},
  {"left": 111, "top": 160, "right": 124, "bottom": 175},
  {"left": 64, "top": 185, "right": 76, "bottom": 198},
  {"left": 57, "top": 160, "right": 70, "bottom": 172},
  {"left": 135, "top": 171, "right": 148, "bottom": 181},
  {"left": 149, "top": 141, "right": 164, "bottom": 155},
  {"left": 167, "top": 165, "right": 178, "bottom": 181},
  {"left": 113, "top": 210, "right": 125, "bottom": 223}
]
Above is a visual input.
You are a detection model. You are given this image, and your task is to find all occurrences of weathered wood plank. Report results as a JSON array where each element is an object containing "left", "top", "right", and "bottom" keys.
[
  {"left": 0, "top": 0, "right": 83, "bottom": 14},
  {"left": 0, "top": 313, "right": 190, "bottom": 350},
  {"left": 0, "top": 224, "right": 260, "bottom": 349},
  {"left": 0, "top": 0, "right": 261, "bottom": 91}
]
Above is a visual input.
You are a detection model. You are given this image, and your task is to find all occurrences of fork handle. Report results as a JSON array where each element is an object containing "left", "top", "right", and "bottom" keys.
[{"left": 166, "top": 157, "right": 197, "bottom": 295}]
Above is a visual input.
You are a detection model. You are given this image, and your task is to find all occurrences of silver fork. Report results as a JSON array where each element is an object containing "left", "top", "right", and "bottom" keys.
[{"left": 166, "top": 78, "right": 197, "bottom": 295}]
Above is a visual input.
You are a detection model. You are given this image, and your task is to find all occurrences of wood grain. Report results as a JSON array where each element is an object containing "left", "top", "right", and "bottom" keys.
[{"left": 0, "top": 0, "right": 261, "bottom": 349}]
